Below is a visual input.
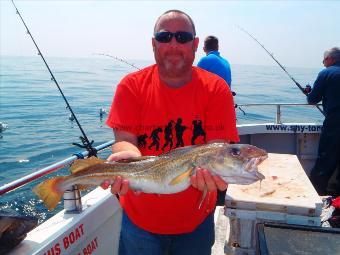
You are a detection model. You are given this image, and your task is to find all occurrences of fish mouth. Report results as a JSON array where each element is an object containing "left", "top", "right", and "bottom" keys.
[{"left": 243, "top": 155, "right": 267, "bottom": 171}]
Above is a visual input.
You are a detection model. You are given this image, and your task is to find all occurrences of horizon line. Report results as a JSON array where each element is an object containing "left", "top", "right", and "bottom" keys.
[{"left": 0, "top": 54, "right": 322, "bottom": 70}]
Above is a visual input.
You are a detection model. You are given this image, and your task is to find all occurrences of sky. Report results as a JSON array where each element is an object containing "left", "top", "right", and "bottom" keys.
[{"left": 1, "top": 0, "right": 339, "bottom": 68}]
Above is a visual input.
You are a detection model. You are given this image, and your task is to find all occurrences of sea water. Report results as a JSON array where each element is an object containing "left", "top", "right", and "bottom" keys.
[{"left": 0, "top": 56, "right": 324, "bottom": 221}]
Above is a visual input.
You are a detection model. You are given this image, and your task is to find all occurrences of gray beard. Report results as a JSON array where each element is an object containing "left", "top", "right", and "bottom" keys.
[
  {"left": 158, "top": 56, "right": 194, "bottom": 78},
  {"left": 163, "top": 59, "right": 186, "bottom": 77}
]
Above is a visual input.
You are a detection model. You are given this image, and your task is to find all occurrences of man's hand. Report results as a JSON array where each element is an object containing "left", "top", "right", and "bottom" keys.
[
  {"left": 101, "top": 150, "right": 140, "bottom": 195},
  {"left": 190, "top": 168, "right": 228, "bottom": 192},
  {"left": 101, "top": 177, "right": 130, "bottom": 196},
  {"left": 303, "top": 85, "right": 312, "bottom": 95},
  {"left": 107, "top": 150, "right": 140, "bottom": 162}
]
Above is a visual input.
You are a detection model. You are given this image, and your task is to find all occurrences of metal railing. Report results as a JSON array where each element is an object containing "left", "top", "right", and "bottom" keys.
[
  {"left": 1, "top": 102, "right": 322, "bottom": 196},
  {"left": 0, "top": 140, "right": 114, "bottom": 196},
  {"left": 236, "top": 103, "right": 323, "bottom": 124},
  {"left": 0, "top": 102, "right": 323, "bottom": 211}
]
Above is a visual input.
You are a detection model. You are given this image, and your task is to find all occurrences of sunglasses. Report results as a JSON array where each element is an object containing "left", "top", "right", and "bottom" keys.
[{"left": 154, "top": 31, "right": 194, "bottom": 44}]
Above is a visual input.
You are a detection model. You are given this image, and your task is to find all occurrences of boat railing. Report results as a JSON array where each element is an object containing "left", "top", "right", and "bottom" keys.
[
  {"left": 0, "top": 102, "right": 322, "bottom": 212},
  {"left": 236, "top": 103, "right": 323, "bottom": 124},
  {"left": 0, "top": 140, "right": 114, "bottom": 212}
]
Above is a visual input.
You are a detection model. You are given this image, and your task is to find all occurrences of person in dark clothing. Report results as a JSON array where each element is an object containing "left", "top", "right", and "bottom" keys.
[{"left": 304, "top": 47, "right": 340, "bottom": 196}]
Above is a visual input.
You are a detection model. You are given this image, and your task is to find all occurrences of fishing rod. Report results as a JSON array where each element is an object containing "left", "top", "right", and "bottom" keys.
[
  {"left": 11, "top": 0, "right": 97, "bottom": 156},
  {"left": 94, "top": 53, "right": 248, "bottom": 115},
  {"left": 237, "top": 25, "right": 324, "bottom": 116},
  {"left": 94, "top": 53, "right": 141, "bottom": 70},
  {"left": 96, "top": 52, "right": 247, "bottom": 116}
]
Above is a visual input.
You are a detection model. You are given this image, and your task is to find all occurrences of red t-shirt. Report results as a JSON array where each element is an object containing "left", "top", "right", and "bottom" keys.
[{"left": 106, "top": 64, "right": 239, "bottom": 234}]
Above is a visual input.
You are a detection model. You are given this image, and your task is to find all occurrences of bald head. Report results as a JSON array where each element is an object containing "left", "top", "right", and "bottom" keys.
[{"left": 154, "top": 10, "right": 196, "bottom": 35}]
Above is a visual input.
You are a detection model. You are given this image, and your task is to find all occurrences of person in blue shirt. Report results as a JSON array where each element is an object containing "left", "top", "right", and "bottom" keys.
[
  {"left": 197, "top": 35, "right": 232, "bottom": 87},
  {"left": 304, "top": 47, "right": 340, "bottom": 196},
  {"left": 198, "top": 36, "right": 234, "bottom": 205}
]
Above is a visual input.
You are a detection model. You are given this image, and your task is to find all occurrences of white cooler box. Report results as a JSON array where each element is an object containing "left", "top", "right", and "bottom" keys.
[{"left": 224, "top": 153, "right": 323, "bottom": 255}]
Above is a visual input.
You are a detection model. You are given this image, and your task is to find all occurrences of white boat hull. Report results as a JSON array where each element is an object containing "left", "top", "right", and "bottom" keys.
[
  {"left": 9, "top": 188, "right": 122, "bottom": 255},
  {"left": 9, "top": 122, "right": 326, "bottom": 255}
]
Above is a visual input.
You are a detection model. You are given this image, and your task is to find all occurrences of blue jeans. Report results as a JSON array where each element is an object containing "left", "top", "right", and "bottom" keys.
[{"left": 119, "top": 211, "right": 215, "bottom": 255}]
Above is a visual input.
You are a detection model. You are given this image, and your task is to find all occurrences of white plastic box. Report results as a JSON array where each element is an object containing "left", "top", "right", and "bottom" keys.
[{"left": 224, "top": 153, "right": 323, "bottom": 255}]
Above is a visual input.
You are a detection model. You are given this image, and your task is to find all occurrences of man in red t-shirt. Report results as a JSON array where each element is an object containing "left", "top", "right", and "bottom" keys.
[{"left": 103, "top": 9, "right": 239, "bottom": 255}]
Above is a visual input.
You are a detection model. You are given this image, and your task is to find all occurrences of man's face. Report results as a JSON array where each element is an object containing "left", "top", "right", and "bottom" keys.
[
  {"left": 323, "top": 52, "right": 334, "bottom": 67},
  {"left": 152, "top": 13, "right": 199, "bottom": 77}
]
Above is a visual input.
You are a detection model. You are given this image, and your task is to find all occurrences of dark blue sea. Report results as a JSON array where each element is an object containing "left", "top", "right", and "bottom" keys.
[{"left": 0, "top": 56, "right": 324, "bottom": 222}]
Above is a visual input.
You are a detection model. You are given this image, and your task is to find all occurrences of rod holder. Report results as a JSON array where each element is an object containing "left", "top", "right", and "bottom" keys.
[
  {"left": 63, "top": 185, "right": 82, "bottom": 213},
  {"left": 276, "top": 105, "right": 282, "bottom": 124}
]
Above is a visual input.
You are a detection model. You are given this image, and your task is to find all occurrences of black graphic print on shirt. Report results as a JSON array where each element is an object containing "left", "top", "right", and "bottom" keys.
[{"left": 137, "top": 117, "right": 206, "bottom": 152}]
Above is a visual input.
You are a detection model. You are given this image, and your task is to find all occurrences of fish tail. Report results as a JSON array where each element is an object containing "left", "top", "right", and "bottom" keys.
[{"left": 33, "top": 176, "right": 67, "bottom": 211}]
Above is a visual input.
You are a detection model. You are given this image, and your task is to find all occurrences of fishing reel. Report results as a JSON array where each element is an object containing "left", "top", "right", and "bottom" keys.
[
  {"left": 73, "top": 137, "right": 97, "bottom": 157},
  {"left": 303, "top": 84, "right": 312, "bottom": 95}
]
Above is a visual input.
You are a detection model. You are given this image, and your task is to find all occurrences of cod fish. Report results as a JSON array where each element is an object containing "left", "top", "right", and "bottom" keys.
[
  {"left": 0, "top": 209, "right": 38, "bottom": 254},
  {"left": 33, "top": 143, "right": 267, "bottom": 211}
]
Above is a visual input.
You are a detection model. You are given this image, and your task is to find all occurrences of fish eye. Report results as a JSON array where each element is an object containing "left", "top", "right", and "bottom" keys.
[{"left": 230, "top": 148, "right": 240, "bottom": 156}]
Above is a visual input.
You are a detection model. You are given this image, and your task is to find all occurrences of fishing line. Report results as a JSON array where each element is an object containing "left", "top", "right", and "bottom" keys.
[
  {"left": 94, "top": 53, "right": 141, "bottom": 70},
  {"left": 11, "top": 0, "right": 97, "bottom": 156},
  {"left": 95, "top": 53, "right": 245, "bottom": 116},
  {"left": 237, "top": 25, "right": 324, "bottom": 116}
]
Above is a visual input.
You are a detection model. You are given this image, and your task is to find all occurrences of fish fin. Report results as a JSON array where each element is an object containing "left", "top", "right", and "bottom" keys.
[
  {"left": 32, "top": 176, "right": 67, "bottom": 211},
  {"left": 70, "top": 156, "right": 105, "bottom": 174},
  {"left": 198, "top": 188, "right": 207, "bottom": 210},
  {"left": 169, "top": 167, "right": 193, "bottom": 185},
  {"left": 116, "top": 156, "right": 156, "bottom": 163},
  {"left": 161, "top": 146, "right": 197, "bottom": 157}
]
